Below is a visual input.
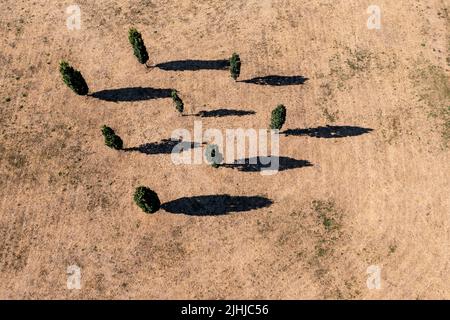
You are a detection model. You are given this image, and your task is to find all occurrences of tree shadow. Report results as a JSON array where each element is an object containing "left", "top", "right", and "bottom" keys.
[
  {"left": 241, "top": 75, "right": 308, "bottom": 86},
  {"left": 91, "top": 87, "right": 172, "bottom": 102},
  {"left": 154, "top": 59, "right": 229, "bottom": 71},
  {"left": 194, "top": 108, "right": 256, "bottom": 118},
  {"left": 221, "top": 156, "right": 313, "bottom": 172},
  {"left": 124, "top": 139, "right": 201, "bottom": 155},
  {"left": 283, "top": 125, "right": 374, "bottom": 138},
  {"left": 162, "top": 194, "right": 273, "bottom": 216}
]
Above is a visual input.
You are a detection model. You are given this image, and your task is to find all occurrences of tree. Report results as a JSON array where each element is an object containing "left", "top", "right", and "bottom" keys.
[
  {"left": 128, "top": 28, "right": 149, "bottom": 65},
  {"left": 270, "top": 104, "right": 287, "bottom": 130},
  {"left": 205, "top": 144, "right": 223, "bottom": 168},
  {"left": 229, "top": 53, "right": 241, "bottom": 80},
  {"left": 134, "top": 186, "right": 161, "bottom": 213},
  {"left": 59, "top": 61, "right": 89, "bottom": 95},
  {"left": 171, "top": 90, "right": 184, "bottom": 114},
  {"left": 101, "top": 125, "right": 123, "bottom": 150}
]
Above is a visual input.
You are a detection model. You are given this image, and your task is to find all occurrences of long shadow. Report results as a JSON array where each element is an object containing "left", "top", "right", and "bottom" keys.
[
  {"left": 124, "top": 139, "right": 201, "bottom": 155},
  {"left": 241, "top": 75, "right": 308, "bottom": 86},
  {"left": 283, "top": 125, "right": 374, "bottom": 138},
  {"left": 91, "top": 87, "right": 172, "bottom": 102},
  {"left": 221, "top": 156, "right": 313, "bottom": 172},
  {"left": 154, "top": 59, "right": 229, "bottom": 71},
  {"left": 194, "top": 108, "right": 256, "bottom": 118},
  {"left": 162, "top": 194, "right": 273, "bottom": 216}
]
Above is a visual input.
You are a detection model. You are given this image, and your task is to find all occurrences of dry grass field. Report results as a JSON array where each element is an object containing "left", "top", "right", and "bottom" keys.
[{"left": 0, "top": 0, "right": 449, "bottom": 299}]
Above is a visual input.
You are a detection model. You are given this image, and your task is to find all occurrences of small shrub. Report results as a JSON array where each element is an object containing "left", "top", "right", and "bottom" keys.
[
  {"left": 101, "top": 125, "right": 123, "bottom": 150},
  {"left": 205, "top": 144, "right": 223, "bottom": 168},
  {"left": 270, "top": 104, "right": 287, "bottom": 130},
  {"left": 171, "top": 90, "right": 184, "bottom": 114},
  {"left": 128, "top": 28, "right": 149, "bottom": 64},
  {"left": 229, "top": 53, "right": 241, "bottom": 80},
  {"left": 59, "top": 61, "right": 89, "bottom": 95},
  {"left": 134, "top": 186, "right": 161, "bottom": 213}
]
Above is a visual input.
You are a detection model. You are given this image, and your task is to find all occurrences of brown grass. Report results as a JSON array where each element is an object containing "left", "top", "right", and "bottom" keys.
[{"left": 0, "top": 0, "right": 449, "bottom": 299}]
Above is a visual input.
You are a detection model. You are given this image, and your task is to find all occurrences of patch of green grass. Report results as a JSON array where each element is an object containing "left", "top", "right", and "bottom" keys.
[
  {"left": 322, "top": 107, "right": 339, "bottom": 123},
  {"left": 346, "top": 49, "right": 372, "bottom": 72},
  {"left": 317, "top": 247, "right": 328, "bottom": 257},
  {"left": 329, "top": 47, "right": 374, "bottom": 82},
  {"left": 7, "top": 153, "right": 27, "bottom": 169},
  {"left": 312, "top": 199, "right": 340, "bottom": 231},
  {"left": 322, "top": 217, "right": 335, "bottom": 230},
  {"left": 411, "top": 63, "right": 450, "bottom": 146}
]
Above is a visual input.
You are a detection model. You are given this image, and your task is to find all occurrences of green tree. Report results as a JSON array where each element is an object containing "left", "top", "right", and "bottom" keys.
[
  {"left": 270, "top": 104, "right": 287, "bottom": 130},
  {"left": 205, "top": 144, "right": 223, "bottom": 168},
  {"left": 101, "top": 125, "right": 123, "bottom": 150},
  {"left": 128, "top": 28, "right": 149, "bottom": 64},
  {"left": 59, "top": 61, "right": 89, "bottom": 95},
  {"left": 134, "top": 186, "right": 161, "bottom": 213},
  {"left": 229, "top": 53, "right": 241, "bottom": 80},
  {"left": 171, "top": 90, "right": 184, "bottom": 114}
]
